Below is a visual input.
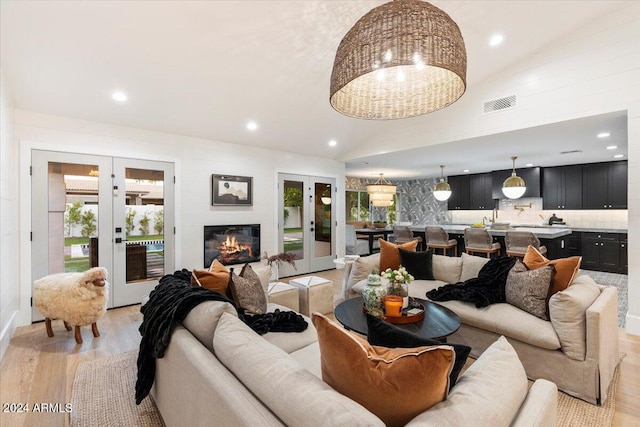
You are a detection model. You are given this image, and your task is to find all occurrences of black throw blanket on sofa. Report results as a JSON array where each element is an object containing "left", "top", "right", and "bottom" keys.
[
  {"left": 135, "top": 269, "right": 308, "bottom": 404},
  {"left": 426, "top": 256, "right": 516, "bottom": 308}
]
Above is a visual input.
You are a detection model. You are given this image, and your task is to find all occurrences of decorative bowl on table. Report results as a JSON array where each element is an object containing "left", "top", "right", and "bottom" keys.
[{"left": 373, "top": 222, "right": 387, "bottom": 229}]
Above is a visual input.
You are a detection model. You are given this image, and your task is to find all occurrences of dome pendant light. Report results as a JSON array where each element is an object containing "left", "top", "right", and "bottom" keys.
[
  {"left": 433, "top": 165, "right": 452, "bottom": 201},
  {"left": 502, "top": 156, "right": 527, "bottom": 199}
]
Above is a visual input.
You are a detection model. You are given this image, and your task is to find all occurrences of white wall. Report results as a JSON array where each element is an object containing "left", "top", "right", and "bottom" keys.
[
  {"left": 0, "top": 68, "right": 19, "bottom": 359},
  {"left": 13, "top": 110, "right": 345, "bottom": 327}
]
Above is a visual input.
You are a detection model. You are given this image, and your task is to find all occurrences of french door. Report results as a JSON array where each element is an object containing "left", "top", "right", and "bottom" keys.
[
  {"left": 31, "top": 150, "right": 174, "bottom": 321},
  {"left": 277, "top": 173, "right": 336, "bottom": 277}
]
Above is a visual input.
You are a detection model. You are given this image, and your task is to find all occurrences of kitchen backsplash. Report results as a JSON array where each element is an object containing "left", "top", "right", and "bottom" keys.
[{"left": 449, "top": 197, "right": 628, "bottom": 229}]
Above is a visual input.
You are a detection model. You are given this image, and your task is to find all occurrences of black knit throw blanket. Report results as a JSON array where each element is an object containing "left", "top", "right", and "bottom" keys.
[
  {"left": 135, "top": 269, "right": 308, "bottom": 404},
  {"left": 426, "top": 256, "right": 516, "bottom": 308}
]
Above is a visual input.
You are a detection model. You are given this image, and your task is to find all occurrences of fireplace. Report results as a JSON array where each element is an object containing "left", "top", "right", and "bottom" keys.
[{"left": 204, "top": 224, "right": 261, "bottom": 267}]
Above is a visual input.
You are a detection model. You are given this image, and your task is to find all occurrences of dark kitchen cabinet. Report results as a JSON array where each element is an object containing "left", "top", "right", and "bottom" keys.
[
  {"left": 542, "top": 165, "right": 582, "bottom": 210},
  {"left": 568, "top": 232, "right": 581, "bottom": 257},
  {"left": 582, "top": 161, "right": 627, "bottom": 209},
  {"left": 491, "top": 167, "right": 541, "bottom": 199},
  {"left": 447, "top": 175, "right": 470, "bottom": 210},
  {"left": 580, "top": 232, "right": 627, "bottom": 273},
  {"left": 469, "top": 173, "right": 494, "bottom": 210}
]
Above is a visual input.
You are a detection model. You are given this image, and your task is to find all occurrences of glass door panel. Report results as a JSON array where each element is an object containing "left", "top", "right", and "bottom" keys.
[
  {"left": 112, "top": 158, "right": 174, "bottom": 307},
  {"left": 32, "top": 151, "right": 113, "bottom": 321}
]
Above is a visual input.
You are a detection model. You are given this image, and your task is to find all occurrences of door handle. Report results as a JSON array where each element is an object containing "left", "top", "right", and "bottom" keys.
[
  {"left": 310, "top": 228, "right": 315, "bottom": 232},
  {"left": 115, "top": 237, "right": 123, "bottom": 244}
]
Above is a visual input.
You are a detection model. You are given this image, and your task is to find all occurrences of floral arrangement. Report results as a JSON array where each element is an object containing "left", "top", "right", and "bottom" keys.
[{"left": 380, "top": 266, "right": 413, "bottom": 284}]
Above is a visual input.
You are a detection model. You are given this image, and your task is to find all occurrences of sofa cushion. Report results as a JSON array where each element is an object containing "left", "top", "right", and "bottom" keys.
[
  {"left": 213, "top": 313, "right": 384, "bottom": 427},
  {"left": 459, "top": 253, "right": 490, "bottom": 282},
  {"left": 406, "top": 336, "right": 528, "bottom": 426},
  {"left": 523, "top": 245, "right": 582, "bottom": 296},
  {"left": 379, "top": 239, "right": 418, "bottom": 272},
  {"left": 399, "top": 248, "right": 434, "bottom": 280},
  {"left": 230, "top": 271, "right": 268, "bottom": 314},
  {"left": 548, "top": 275, "right": 601, "bottom": 361},
  {"left": 366, "top": 314, "right": 470, "bottom": 389},
  {"left": 262, "top": 303, "right": 318, "bottom": 353},
  {"left": 312, "top": 313, "right": 454, "bottom": 427},
  {"left": 406, "top": 279, "right": 450, "bottom": 298},
  {"left": 347, "top": 253, "right": 381, "bottom": 295},
  {"left": 434, "top": 300, "right": 561, "bottom": 350},
  {"left": 182, "top": 300, "right": 238, "bottom": 352},
  {"left": 432, "top": 254, "right": 463, "bottom": 284},
  {"left": 289, "top": 341, "right": 322, "bottom": 378},
  {"left": 505, "top": 260, "right": 554, "bottom": 320},
  {"left": 191, "top": 259, "right": 230, "bottom": 294}
]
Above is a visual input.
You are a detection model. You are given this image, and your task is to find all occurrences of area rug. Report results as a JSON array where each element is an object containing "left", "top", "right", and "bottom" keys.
[
  {"left": 70, "top": 351, "right": 164, "bottom": 427},
  {"left": 72, "top": 351, "right": 618, "bottom": 427}
]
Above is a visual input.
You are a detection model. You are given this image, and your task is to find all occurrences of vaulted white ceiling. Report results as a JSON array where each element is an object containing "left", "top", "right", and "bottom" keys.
[{"left": 1, "top": 1, "right": 628, "bottom": 178}]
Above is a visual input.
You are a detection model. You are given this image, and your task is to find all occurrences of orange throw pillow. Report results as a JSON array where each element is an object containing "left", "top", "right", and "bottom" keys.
[
  {"left": 379, "top": 239, "right": 418, "bottom": 272},
  {"left": 523, "top": 245, "right": 582, "bottom": 296},
  {"left": 191, "top": 259, "right": 230, "bottom": 294},
  {"left": 312, "top": 313, "right": 453, "bottom": 427}
]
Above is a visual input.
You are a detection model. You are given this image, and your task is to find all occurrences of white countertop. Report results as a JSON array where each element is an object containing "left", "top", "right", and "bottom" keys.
[{"left": 410, "top": 224, "right": 572, "bottom": 239}]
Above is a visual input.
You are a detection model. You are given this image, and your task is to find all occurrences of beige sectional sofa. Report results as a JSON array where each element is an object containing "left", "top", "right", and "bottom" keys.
[
  {"left": 151, "top": 298, "right": 557, "bottom": 426},
  {"left": 341, "top": 252, "right": 620, "bottom": 405}
]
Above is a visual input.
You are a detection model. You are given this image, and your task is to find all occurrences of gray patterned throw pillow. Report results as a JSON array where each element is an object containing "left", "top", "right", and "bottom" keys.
[
  {"left": 230, "top": 271, "right": 268, "bottom": 314},
  {"left": 505, "top": 260, "right": 554, "bottom": 320}
]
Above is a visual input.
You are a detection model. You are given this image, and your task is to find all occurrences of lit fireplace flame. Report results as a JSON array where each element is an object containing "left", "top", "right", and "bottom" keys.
[{"left": 218, "top": 234, "right": 253, "bottom": 259}]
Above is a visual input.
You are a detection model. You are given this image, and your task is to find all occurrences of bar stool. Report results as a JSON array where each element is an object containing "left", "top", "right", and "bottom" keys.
[
  {"left": 426, "top": 226, "right": 458, "bottom": 256},
  {"left": 505, "top": 231, "right": 547, "bottom": 258},
  {"left": 464, "top": 228, "right": 501, "bottom": 258}
]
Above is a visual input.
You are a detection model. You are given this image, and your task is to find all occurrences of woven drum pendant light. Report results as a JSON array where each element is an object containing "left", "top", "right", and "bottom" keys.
[
  {"left": 502, "top": 156, "right": 527, "bottom": 199},
  {"left": 330, "top": 0, "right": 467, "bottom": 120}
]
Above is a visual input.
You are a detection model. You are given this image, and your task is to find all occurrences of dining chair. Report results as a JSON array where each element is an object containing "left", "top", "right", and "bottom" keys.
[{"left": 345, "top": 224, "right": 370, "bottom": 255}]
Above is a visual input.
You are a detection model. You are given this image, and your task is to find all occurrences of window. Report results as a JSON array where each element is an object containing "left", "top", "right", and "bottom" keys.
[{"left": 346, "top": 190, "right": 370, "bottom": 221}]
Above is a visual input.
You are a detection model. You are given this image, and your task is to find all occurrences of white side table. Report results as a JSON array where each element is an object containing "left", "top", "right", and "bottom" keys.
[
  {"left": 288, "top": 276, "right": 334, "bottom": 316},
  {"left": 267, "top": 282, "right": 300, "bottom": 312}
]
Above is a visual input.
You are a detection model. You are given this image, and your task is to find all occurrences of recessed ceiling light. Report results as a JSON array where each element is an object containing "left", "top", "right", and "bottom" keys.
[
  {"left": 246, "top": 121, "right": 258, "bottom": 132},
  {"left": 489, "top": 34, "right": 504, "bottom": 47},
  {"left": 112, "top": 91, "right": 128, "bottom": 102},
  {"left": 597, "top": 132, "right": 611, "bottom": 138},
  {"left": 463, "top": 169, "right": 470, "bottom": 173},
  {"left": 526, "top": 163, "right": 534, "bottom": 167},
  {"left": 613, "top": 154, "right": 624, "bottom": 159},
  {"left": 328, "top": 139, "right": 337, "bottom": 147},
  {"left": 606, "top": 145, "right": 618, "bottom": 150}
]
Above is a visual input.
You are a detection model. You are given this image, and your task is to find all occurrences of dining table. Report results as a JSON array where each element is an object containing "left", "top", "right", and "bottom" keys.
[{"left": 354, "top": 228, "right": 394, "bottom": 254}]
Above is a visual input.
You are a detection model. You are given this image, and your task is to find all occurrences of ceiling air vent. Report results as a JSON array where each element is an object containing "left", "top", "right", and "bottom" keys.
[
  {"left": 559, "top": 149, "right": 583, "bottom": 155},
  {"left": 483, "top": 95, "right": 517, "bottom": 114}
]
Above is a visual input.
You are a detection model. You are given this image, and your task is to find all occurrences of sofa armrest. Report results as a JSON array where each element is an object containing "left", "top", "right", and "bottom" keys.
[
  {"left": 510, "top": 379, "right": 557, "bottom": 427},
  {"left": 585, "top": 286, "right": 620, "bottom": 403},
  {"left": 341, "top": 261, "right": 354, "bottom": 301}
]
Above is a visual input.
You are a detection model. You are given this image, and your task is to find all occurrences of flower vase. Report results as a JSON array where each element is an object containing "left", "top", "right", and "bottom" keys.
[
  {"left": 363, "top": 272, "right": 386, "bottom": 312},
  {"left": 388, "top": 281, "right": 409, "bottom": 309}
]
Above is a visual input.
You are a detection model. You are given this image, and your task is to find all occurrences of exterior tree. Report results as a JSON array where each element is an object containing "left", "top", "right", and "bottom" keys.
[
  {"left": 125, "top": 208, "right": 136, "bottom": 236},
  {"left": 65, "top": 201, "right": 83, "bottom": 237},
  {"left": 154, "top": 209, "right": 164, "bottom": 234},
  {"left": 80, "top": 210, "right": 97, "bottom": 237},
  {"left": 139, "top": 212, "right": 150, "bottom": 236}
]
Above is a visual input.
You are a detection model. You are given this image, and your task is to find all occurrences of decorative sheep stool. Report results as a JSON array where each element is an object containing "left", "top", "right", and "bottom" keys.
[{"left": 33, "top": 267, "right": 109, "bottom": 344}]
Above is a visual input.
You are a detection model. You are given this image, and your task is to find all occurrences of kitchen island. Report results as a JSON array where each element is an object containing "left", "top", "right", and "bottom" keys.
[{"left": 410, "top": 224, "right": 572, "bottom": 259}]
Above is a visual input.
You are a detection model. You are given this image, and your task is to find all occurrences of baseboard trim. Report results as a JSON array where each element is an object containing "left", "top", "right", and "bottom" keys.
[
  {"left": 0, "top": 310, "right": 18, "bottom": 362},
  {"left": 625, "top": 313, "right": 640, "bottom": 336}
]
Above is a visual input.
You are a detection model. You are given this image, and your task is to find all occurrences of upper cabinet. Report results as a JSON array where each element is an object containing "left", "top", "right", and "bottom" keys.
[
  {"left": 582, "top": 161, "right": 627, "bottom": 209},
  {"left": 542, "top": 165, "right": 582, "bottom": 210},
  {"left": 447, "top": 175, "right": 470, "bottom": 210},
  {"left": 491, "top": 167, "right": 541, "bottom": 199},
  {"left": 469, "top": 173, "right": 494, "bottom": 210}
]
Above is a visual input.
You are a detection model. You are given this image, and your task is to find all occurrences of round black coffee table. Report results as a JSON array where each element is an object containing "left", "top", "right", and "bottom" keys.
[{"left": 334, "top": 297, "right": 461, "bottom": 342}]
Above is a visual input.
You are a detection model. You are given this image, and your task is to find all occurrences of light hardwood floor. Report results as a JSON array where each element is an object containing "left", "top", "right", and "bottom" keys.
[{"left": 1, "top": 268, "right": 638, "bottom": 427}]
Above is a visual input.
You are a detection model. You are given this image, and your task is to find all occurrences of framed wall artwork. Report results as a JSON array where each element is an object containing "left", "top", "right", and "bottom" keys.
[{"left": 211, "top": 174, "right": 253, "bottom": 206}]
